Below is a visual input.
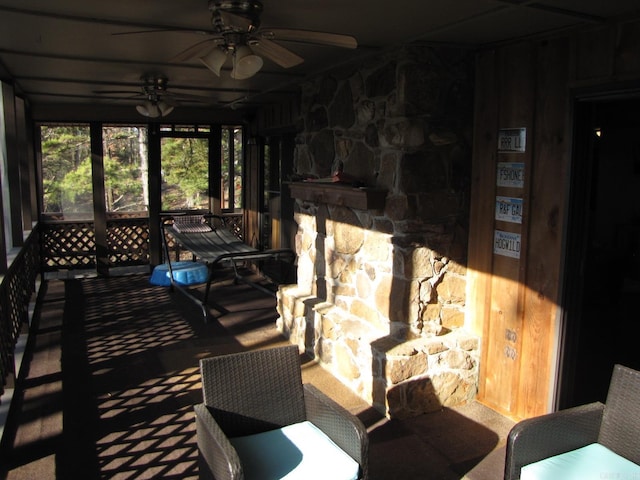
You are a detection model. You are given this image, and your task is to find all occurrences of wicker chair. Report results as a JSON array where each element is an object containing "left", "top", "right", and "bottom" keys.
[
  {"left": 194, "top": 345, "right": 369, "bottom": 480},
  {"left": 504, "top": 364, "right": 640, "bottom": 479}
]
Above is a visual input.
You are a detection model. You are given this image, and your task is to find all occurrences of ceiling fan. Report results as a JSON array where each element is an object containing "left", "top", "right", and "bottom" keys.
[
  {"left": 117, "top": 0, "right": 358, "bottom": 80},
  {"left": 94, "top": 75, "right": 213, "bottom": 117}
]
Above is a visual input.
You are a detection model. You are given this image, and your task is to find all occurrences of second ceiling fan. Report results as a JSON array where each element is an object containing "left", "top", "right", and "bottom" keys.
[{"left": 159, "top": 0, "right": 358, "bottom": 79}]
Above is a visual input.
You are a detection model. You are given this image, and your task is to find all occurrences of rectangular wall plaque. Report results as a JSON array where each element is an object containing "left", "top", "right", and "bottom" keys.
[
  {"left": 496, "top": 162, "right": 525, "bottom": 188},
  {"left": 498, "top": 127, "right": 526, "bottom": 153},
  {"left": 494, "top": 230, "right": 521, "bottom": 259},
  {"left": 495, "top": 196, "right": 523, "bottom": 224}
]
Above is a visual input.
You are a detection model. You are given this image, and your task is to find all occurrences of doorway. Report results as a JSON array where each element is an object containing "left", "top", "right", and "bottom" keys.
[{"left": 560, "top": 95, "right": 640, "bottom": 408}]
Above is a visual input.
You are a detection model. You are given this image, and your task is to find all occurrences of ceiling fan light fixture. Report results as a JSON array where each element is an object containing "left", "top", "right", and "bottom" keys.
[
  {"left": 231, "top": 45, "right": 263, "bottom": 79},
  {"left": 157, "top": 101, "right": 174, "bottom": 117},
  {"left": 136, "top": 100, "right": 157, "bottom": 118},
  {"left": 199, "top": 47, "right": 228, "bottom": 76},
  {"left": 135, "top": 104, "right": 148, "bottom": 117},
  {"left": 136, "top": 98, "right": 173, "bottom": 118}
]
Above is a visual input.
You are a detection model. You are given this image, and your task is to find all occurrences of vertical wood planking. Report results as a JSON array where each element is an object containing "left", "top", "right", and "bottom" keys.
[
  {"left": 481, "top": 42, "right": 535, "bottom": 417},
  {"left": 469, "top": 20, "right": 640, "bottom": 420},
  {"left": 517, "top": 37, "right": 570, "bottom": 418},
  {"left": 468, "top": 48, "right": 498, "bottom": 402}
]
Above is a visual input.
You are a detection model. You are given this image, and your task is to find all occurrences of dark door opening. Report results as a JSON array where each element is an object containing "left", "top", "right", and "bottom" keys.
[{"left": 560, "top": 96, "right": 640, "bottom": 409}]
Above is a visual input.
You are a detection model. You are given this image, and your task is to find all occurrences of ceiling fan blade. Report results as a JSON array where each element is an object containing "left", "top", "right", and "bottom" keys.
[
  {"left": 250, "top": 38, "right": 303, "bottom": 69},
  {"left": 112, "top": 28, "right": 175, "bottom": 36},
  {"left": 93, "top": 90, "right": 143, "bottom": 97},
  {"left": 161, "top": 96, "right": 180, "bottom": 107},
  {"left": 261, "top": 28, "right": 357, "bottom": 49},
  {"left": 165, "top": 91, "right": 216, "bottom": 104},
  {"left": 112, "top": 27, "right": 215, "bottom": 36},
  {"left": 170, "top": 38, "right": 223, "bottom": 62}
]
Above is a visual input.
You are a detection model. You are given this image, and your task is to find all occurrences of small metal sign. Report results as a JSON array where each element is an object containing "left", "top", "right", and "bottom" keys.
[
  {"left": 495, "top": 196, "right": 523, "bottom": 224},
  {"left": 494, "top": 230, "right": 521, "bottom": 259},
  {"left": 498, "top": 127, "right": 526, "bottom": 153},
  {"left": 496, "top": 162, "right": 525, "bottom": 188}
]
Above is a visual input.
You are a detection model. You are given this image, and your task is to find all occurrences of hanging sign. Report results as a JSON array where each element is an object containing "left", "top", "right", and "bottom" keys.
[
  {"left": 496, "top": 162, "right": 525, "bottom": 188},
  {"left": 495, "top": 196, "right": 523, "bottom": 224},
  {"left": 494, "top": 230, "right": 521, "bottom": 259},
  {"left": 498, "top": 127, "right": 526, "bottom": 153}
]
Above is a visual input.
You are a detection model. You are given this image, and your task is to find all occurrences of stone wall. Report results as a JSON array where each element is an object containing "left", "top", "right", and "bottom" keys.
[{"left": 277, "top": 45, "right": 478, "bottom": 418}]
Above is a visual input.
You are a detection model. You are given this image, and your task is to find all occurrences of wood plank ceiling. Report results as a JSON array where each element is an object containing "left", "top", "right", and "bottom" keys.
[{"left": 0, "top": 0, "right": 638, "bottom": 119}]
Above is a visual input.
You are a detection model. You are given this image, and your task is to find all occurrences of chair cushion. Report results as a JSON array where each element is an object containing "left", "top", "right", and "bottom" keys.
[
  {"left": 149, "top": 261, "right": 208, "bottom": 286},
  {"left": 521, "top": 442, "right": 640, "bottom": 480},
  {"left": 229, "top": 420, "right": 360, "bottom": 480}
]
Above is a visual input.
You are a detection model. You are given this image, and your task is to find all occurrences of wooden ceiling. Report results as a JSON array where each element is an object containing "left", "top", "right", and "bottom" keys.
[{"left": 0, "top": 0, "right": 638, "bottom": 120}]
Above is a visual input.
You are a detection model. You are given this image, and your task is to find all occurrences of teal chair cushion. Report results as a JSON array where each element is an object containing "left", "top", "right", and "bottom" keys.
[
  {"left": 230, "top": 420, "right": 360, "bottom": 480},
  {"left": 521, "top": 443, "right": 640, "bottom": 480}
]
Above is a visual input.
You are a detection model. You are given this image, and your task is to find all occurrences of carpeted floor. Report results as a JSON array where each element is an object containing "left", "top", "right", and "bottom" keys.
[{"left": 0, "top": 270, "right": 513, "bottom": 479}]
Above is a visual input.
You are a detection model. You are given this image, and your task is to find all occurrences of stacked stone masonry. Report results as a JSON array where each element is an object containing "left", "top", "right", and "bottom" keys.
[{"left": 277, "top": 46, "right": 478, "bottom": 419}]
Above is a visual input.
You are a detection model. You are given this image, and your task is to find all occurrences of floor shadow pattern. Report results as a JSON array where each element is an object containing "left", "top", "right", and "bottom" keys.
[{"left": 5, "top": 270, "right": 285, "bottom": 480}]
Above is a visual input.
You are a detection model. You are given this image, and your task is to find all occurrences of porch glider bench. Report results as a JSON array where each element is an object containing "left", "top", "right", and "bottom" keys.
[{"left": 158, "top": 214, "right": 294, "bottom": 321}]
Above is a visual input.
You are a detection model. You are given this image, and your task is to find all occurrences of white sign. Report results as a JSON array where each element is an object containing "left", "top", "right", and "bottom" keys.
[
  {"left": 498, "top": 128, "right": 526, "bottom": 153},
  {"left": 496, "top": 162, "right": 525, "bottom": 188},
  {"left": 495, "top": 196, "right": 523, "bottom": 224},
  {"left": 494, "top": 230, "right": 521, "bottom": 259}
]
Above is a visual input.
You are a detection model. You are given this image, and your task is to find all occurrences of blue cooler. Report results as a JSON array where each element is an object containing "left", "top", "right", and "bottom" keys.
[{"left": 150, "top": 261, "right": 209, "bottom": 287}]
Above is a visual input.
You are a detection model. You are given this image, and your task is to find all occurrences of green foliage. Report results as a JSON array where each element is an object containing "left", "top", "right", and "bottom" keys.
[
  {"left": 41, "top": 125, "right": 91, "bottom": 213},
  {"left": 40, "top": 125, "right": 242, "bottom": 215},
  {"left": 161, "top": 137, "right": 209, "bottom": 210},
  {"left": 58, "top": 156, "right": 93, "bottom": 212}
]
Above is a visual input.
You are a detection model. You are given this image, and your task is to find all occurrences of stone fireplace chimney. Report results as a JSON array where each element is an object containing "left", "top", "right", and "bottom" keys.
[{"left": 277, "top": 46, "right": 479, "bottom": 419}]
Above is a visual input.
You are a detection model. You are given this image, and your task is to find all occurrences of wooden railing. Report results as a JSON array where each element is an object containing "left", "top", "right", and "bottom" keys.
[
  {"left": 39, "top": 212, "right": 244, "bottom": 271},
  {"left": 39, "top": 215, "right": 151, "bottom": 271},
  {"left": 1, "top": 212, "right": 245, "bottom": 396},
  {"left": 0, "top": 228, "right": 40, "bottom": 397}
]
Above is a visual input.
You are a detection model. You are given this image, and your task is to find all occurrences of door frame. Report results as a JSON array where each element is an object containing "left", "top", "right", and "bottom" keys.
[{"left": 556, "top": 84, "right": 640, "bottom": 409}]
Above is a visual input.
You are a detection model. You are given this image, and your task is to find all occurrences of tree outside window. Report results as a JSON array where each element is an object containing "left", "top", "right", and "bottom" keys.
[
  {"left": 41, "top": 124, "right": 92, "bottom": 219},
  {"left": 41, "top": 125, "right": 149, "bottom": 218}
]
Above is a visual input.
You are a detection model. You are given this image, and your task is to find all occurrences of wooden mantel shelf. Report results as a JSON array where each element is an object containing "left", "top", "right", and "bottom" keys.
[{"left": 286, "top": 182, "right": 387, "bottom": 210}]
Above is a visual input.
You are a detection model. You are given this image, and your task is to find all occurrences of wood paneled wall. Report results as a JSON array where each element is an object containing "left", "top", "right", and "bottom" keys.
[
  {"left": 468, "top": 17, "right": 640, "bottom": 420},
  {"left": 468, "top": 38, "right": 571, "bottom": 420}
]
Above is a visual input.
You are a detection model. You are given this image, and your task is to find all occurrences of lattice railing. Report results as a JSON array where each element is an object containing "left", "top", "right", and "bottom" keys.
[
  {"left": 40, "top": 216, "right": 151, "bottom": 270},
  {"left": 0, "top": 228, "right": 40, "bottom": 396},
  {"left": 40, "top": 213, "right": 240, "bottom": 269},
  {"left": 223, "top": 213, "right": 244, "bottom": 240},
  {"left": 40, "top": 221, "right": 96, "bottom": 271},
  {"left": 107, "top": 217, "right": 149, "bottom": 266},
  {"left": 2, "top": 213, "right": 240, "bottom": 396}
]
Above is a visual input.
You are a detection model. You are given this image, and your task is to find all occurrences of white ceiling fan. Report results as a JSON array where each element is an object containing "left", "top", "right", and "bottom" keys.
[
  {"left": 117, "top": 0, "right": 358, "bottom": 80},
  {"left": 93, "top": 75, "right": 214, "bottom": 118}
]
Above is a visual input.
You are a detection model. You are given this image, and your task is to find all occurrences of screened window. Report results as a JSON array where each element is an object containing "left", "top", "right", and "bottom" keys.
[
  {"left": 39, "top": 124, "right": 243, "bottom": 217},
  {"left": 103, "top": 126, "right": 148, "bottom": 213},
  {"left": 160, "top": 137, "right": 209, "bottom": 211},
  {"left": 40, "top": 124, "right": 93, "bottom": 219},
  {"left": 221, "top": 126, "right": 243, "bottom": 211}
]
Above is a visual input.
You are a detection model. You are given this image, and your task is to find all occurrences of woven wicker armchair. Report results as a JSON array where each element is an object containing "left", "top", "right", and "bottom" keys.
[
  {"left": 504, "top": 364, "right": 640, "bottom": 479},
  {"left": 194, "top": 345, "right": 369, "bottom": 480}
]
